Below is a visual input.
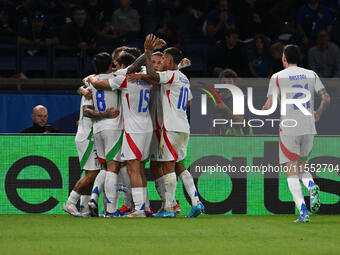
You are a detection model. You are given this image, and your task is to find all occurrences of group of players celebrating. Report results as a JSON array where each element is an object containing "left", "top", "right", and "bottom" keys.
[
  {"left": 63, "top": 34, "right": 331, "bottom": 222},
  {"left": 63, "top": 34, "right": 204, "bottom": 218}
]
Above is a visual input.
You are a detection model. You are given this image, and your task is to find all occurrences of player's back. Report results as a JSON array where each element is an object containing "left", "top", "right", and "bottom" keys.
[
  {"left": 159, "top": 69, "right": 191, "bottom": 133},
  {"left": 122, "top": 75, "right": 153, "bottom": 133},
  {"left": 76, "top": 96, "right": 93, "bottom": 142},
  {"left": 271, "top": 66, "right": 324, "bottom": 136},
  {"left": 91, "top": 72, "right": 122, "bottom": 134}
]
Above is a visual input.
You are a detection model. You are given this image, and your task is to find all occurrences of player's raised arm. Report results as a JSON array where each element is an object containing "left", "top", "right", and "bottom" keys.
[
  {"left": 77, "top": 86, "right": 92, "bottom": 100},
  {"left": 127, "top": 73, "right": 161, "bottom": 86},
  {"left": 144, "top": 35, "right": 162, "bottom": 82}
]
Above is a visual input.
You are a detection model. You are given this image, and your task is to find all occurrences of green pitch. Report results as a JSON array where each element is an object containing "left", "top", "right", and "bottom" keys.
[{"left": 1, "top": 215, "right": 340, "bottom": 255}]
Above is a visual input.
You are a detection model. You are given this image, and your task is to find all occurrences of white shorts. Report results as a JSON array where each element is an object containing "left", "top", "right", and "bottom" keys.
[
  {"left": 94, "top": 129, "right": 124, "bottom": 163},
  {"left": 279, "top": 134, "right": 314, "bottom": 164},
  {"left": 121, "top": 131, "right": 152, "bottom": 161},
  {"left": 158, "top": 129, "right": 189, "bottom": 162},
  {"left": 75, "top": 138, "right": 100, "bottom": 171},
  {"left": 150, "top": 129, "right": 161, "bottom": 161}
]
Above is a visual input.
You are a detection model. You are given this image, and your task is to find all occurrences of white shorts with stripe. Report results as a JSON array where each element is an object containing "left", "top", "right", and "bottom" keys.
[
  {"left": 158, "top": 129, "right": 189, "bottom": 162},
  {"left": 279, "top": 134, "right": 314, "bottom": 164},
  {"left": 75, "top": 138, "right": 100, "bottom": 171},
  {"left": 94, "top": 129, "right": 124, "bottom": 163},
  {"left": 150, "top": 129, "right": 161, "bottom": 161},
  {"left": 121, "top": 131, "right": 153, "bottom": 161}
]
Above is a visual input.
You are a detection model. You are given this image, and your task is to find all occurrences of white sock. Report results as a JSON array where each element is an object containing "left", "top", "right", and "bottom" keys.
[
  {"left": 180, "top": 170, "right": 200, "bottom": 206},
  {"left": 115, "top": 174, "right": 123, "bottom": 209},
  {"left": 299, "top": 171, "right": 315, "bottom": 191},
  {"left": 102, "top": 191, "right": 107, "bottom": 213},
  {"left": 120, "top": 166, "right": 132, "bottom": 208},
  {"left": 155, "top": 176, "right": 165, "bottom": 208},
  {"left": 105, "top": 172, "right": 119, "bottom": 213},
  {"left": 164, "top": 172, "right": 177, "bottom": 212},
  {"left": 90, "top": 169, "right": 106, "bottom": 202},
  {"left": 287, "top": 175, "right": 306, "bottom": 215},
  {"left": 67, "top": 190, "right": 80, "bottom": 205},
  {"left": 80, "top": 195, "right": 90, "bottom": 213},
  {"left": 143, "top": 187, "right": 150, "bottom": 211},
  {"left": 132, "top": 187, "right": 145, "bottom": 211}
]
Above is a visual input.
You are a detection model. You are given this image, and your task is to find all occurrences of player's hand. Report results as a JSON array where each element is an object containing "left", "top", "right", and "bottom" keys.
[
  {"left": 154, "top": 38, "right": 167, "bottom": 50},
  {"left": 103, "top": 107, "right": 120, "bottom": 118},
  {"left": 87, "top": 75, "right": 97, "bottom": 85},
  {"left": 83, "top": 88, "right": 92, "bottom": 100},
  {"left": 127, "top": 73, "right": 143, "bottom": 82},
  {"left": 144, "top": 34, "right": 156, "bottom": 51},
  {"left": 82, "top": 74, "right": 95, "bottom": 85},
  {"left": 314, "top": 112, "right": 320, "bottom": 122},
  {"left": 180, "top": 58, "right": 191, "bottom": 68}
]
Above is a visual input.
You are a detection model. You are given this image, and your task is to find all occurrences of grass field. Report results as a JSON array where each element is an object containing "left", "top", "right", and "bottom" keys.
[{"left": 1, "top": 215, "right": 340, "bottom": 255}]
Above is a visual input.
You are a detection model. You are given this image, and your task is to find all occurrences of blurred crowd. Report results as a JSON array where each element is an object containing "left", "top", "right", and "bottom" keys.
[{"left": 1, "top": 0, "right": 340, "bottom": 77}]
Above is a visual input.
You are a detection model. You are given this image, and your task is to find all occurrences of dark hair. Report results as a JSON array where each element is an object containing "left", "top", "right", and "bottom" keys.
[
  {"left": 112, "top": 46, "right": 128, "bottom": 61},
  {"left": 253, "top": 34, "right": 270, "bottom": 54},
  {"left": 123, "top": 47, "right": 142, "bottom": 59},
  {"left": 164, "top": 47, "right": 183, "bottom": 65},
  {"left": 117, "top": 52, "right": 135, "bottom": 67},
  {"left": 219, "top": 68, "right": 238, "bottom": 79},
  {"left": 93, "top": 52, "right": 112, "bottom": 74},
  {"left": 283, "top": 44, "right": 300, "bottom": 64}
]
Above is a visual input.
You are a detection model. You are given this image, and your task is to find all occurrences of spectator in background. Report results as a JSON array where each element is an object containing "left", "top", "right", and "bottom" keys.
[
  {"left": 297, "top": 0, "right": 333, "bottom": 46},
  {"left": 16, "top": 0, "right": 38, "bottom": 32},
  {"left": 60, "top": 6, "right": 96, "bottom": 50},
  {"left": 208, "top": 30, "right": 248, "bottom": 77},
  {"left": 0, "top": 0, "right": 17, "bottom": 42},
  {"left": 21, "top": 105, "right": 59, "bottom": 133},
  {"left": 308, "top": 29, "right": 340, "bottom": 77},
  {"left": 42, "top": 0, "right": 66, "bottom": 34},
  {"left": 270, "top": 42, "right": 284, "bottom": 73},
  {"left": 203, "top": 0, "right": 236, "bottom": 41},
  {"left": 17, "top": 12, "right": 58, "bottom": 55},
  {"left": 111, "top": 0, "right": 140, "bottom": 38},
  {"left": 236, "top": 0, "right": 265, "bottom": 40},
  {"left": 248, "top": 34, "right": 272, "bottom": 77}
]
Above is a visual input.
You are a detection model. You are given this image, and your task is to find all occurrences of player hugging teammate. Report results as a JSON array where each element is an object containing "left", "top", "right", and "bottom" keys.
[{"left": 63, "top": 34, "right": 204, "bottom": 218}]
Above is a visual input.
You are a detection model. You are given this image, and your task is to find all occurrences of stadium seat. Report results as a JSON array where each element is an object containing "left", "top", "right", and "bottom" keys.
[
  {"left": 20, "top": 46, "right": 51, "bottom": 77},
  {"left": 0, "top": 44, "right": 19, "bottom": 73},
  {"left": 52, "top": 45, "right": 81, "bottom": 78}
]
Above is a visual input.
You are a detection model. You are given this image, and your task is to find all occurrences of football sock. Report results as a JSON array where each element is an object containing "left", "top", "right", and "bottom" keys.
[
  {"left": 143, "top": 187, "right": 150, "bottom": 211},
  {"left": 155, "top": 176, "right": 165, "bottom": 208},
  {"left": 120, "top": 166, "right": 133, "bottom": 208},
  {"left": 164, "top": 172, "right": 177, "bottom": 212},
  {"left": 105, "top": 172, "right": 119, "bottom": 213},
  {"left": 179, "top": 170, "right": 200, "bottom": 206},
  {"left": 287, "top": 175, "right": 307, "bottom": 215},
  {"left": 80, "top": 195, "right": 90, "bottom": 213},
  {"left": 299, "top": 171, "right": 315, "bottom": 195},
  {"left": 90, "top": 169, "right": 106, "bottom": 202},
  {"left": 132, "top": 187, "right": 145, "bottom": 211},
  {"left": 67, "top": 190, "right": 80, "bottom": 205}
]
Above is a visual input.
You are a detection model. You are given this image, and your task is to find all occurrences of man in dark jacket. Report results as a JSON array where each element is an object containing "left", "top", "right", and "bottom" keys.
[{"left": 21, "top": 105, "right": 59, "bottom": 133}]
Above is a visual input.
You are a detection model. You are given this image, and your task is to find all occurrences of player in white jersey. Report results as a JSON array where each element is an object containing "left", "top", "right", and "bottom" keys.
[
  {"left": 133, "top": 51, "right": 203, "bottom": 217},
  {"left": 88, "top": 52, "right": 156, "bottom": 217},
  {"left": 128, "top": 35, "right": 204, "bottom": 217},
  {"left": 263, "top": 45, "right": 330, "bottom": 223},
  {"left": 63, "top": 86, "right": 119, "bottom": 217},
  {"left": 81, "top": 52, "right": 125, "bottom": 217}
]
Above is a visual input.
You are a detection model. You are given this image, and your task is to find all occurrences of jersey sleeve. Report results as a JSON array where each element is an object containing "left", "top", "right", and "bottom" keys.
[
  {"left": 108, "top": 75, "right": 127, "bottom": 90},
  {"left": 188, "top": 88, "right": 193, "bottom": 101},
  {"left": 313, "top": 72, "right": 325, "bottom": 93},
  {"left": 115, "top": 67, "right": 129, "bottom": 75},
  {"left": 267, "top": 74, "right": 279, "bottom": 97},
  {"left": 158, "top": 71, "right": 175, "bottom": 85}
]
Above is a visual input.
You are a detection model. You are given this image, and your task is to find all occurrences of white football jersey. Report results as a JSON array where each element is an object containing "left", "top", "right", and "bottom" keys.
[
  {"left": 158, "top": 69, "right": 191, "bottom": 133},
  {"left": 267, "top": 66, "right": 325, "bottom": 136},
  {"left": 75, "top": 96, "right": 93, "bottom": 142},
  {"left": 90, "top": 72, "right": 123, "bottom": 134},
  {"left": 109, "top": 74, "right": 153, "bottom": 133}
]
